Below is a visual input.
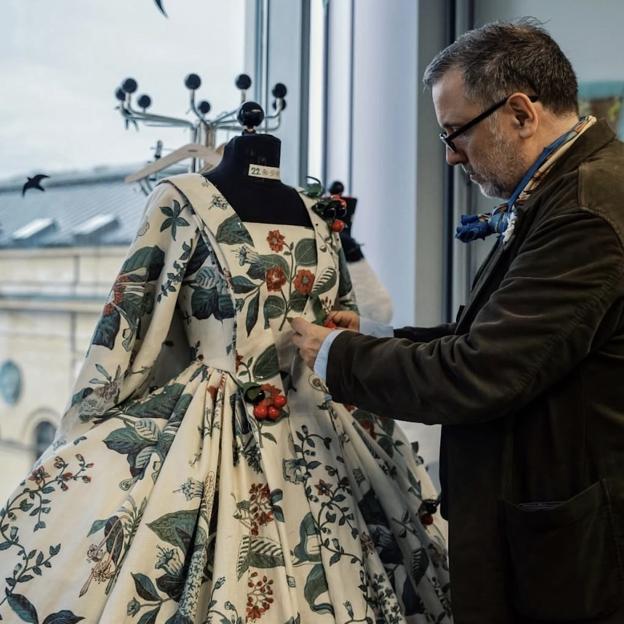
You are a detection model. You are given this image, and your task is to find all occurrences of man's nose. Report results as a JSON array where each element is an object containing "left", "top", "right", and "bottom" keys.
[{"left": 445, "top": 146, "right": 467, "bottom": 166}]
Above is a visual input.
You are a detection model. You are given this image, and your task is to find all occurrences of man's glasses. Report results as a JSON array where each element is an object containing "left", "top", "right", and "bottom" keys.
[{"left": 439, "top": 94, "right": 539, "bottom": 152}]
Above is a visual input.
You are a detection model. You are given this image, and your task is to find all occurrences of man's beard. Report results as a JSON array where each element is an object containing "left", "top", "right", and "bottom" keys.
[{"left": 464, "top": 127, "right": 525, "bottom": 199}]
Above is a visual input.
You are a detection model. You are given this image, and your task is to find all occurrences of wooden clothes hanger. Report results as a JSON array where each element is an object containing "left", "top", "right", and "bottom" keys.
[{"left": 125, "top": 143, "right": 222, "bottom": 184}]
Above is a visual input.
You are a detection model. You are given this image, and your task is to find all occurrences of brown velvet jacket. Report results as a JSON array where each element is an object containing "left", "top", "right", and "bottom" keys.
[{"left": 327, "top": 121, "right": 624, "bottom": 623}]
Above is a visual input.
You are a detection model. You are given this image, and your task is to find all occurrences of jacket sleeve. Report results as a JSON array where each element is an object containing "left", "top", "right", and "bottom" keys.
[
  {"left": 327, "top": 209, "right": 624, "bottom": 424},
  {"left": 57, "top": 182, "right": 199, "bottom": 439},
  {"left": 393, "top": 323, "right": 456, "bottom": 343}
]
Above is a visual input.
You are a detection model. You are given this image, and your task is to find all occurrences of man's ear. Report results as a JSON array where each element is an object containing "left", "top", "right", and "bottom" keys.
[{"left": 507, "top": 93, "right": 538, "bottom": 137}]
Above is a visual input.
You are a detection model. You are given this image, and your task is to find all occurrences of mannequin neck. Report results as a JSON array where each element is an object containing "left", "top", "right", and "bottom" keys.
[
  {"left": 203, "top": 133, "right": 311, "bottom": 227},
  {"left": 211, "top": 133, "right": 282, "bottom": 182}
]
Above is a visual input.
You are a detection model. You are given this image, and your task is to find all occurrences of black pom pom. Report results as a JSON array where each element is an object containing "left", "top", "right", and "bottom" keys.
[
  {"left": 235, "top": 73, "right": 252, "bottom": 90},
  {"left": 184, "top": 73, "right": 201, "bottom": 90},
  {"left": 272, "top": 82, "right": 287, "bottom": 98},
  {"left": 122, "top": 78, "right": 138, "bottom": 94},
  {"left": 137, "top": 94, "right": 152, "bottom": 109}
]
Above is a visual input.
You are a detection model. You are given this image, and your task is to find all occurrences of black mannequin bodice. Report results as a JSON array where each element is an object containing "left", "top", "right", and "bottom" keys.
[{"left": 204, "top": 134, "right": 312, "bottom": 227}]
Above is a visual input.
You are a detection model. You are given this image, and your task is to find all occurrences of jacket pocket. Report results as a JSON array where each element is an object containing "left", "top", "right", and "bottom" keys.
[{"left": 499, "top": 479, "right": 623, "bottom": 621}]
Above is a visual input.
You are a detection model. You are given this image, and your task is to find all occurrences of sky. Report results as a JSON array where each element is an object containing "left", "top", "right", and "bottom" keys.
[{"left": 0, "top": 0, "right": 246, "bottom": 180}]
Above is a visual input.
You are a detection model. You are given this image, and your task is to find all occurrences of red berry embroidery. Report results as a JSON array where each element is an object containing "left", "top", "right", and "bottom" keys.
[
  {"left": 421, "top": 513, "right": 434, "bottom": 526},
  {"left": 254, "top": 405, "right": 268, "bottom": 419},
  {"left": 267, "top": 406, "right": 280, "bottom": 420}
]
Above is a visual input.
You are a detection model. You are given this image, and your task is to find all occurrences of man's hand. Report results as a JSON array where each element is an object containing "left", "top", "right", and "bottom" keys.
[
  {"left": 327, "top": 310, "right": 360, "bottom": 331},
  {"left": 290, "top": 318, "right": 334, "bottom": 370}
]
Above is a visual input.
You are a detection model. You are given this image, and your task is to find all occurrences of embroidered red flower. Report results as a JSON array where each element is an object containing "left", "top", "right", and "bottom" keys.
[
  {"left": 246, "top": 572, "right": 274, "bottom": 621},
  {"left": 28, "top": 466, "right": 49, "bottom": 486},
  {"left": 267, "top": 230, "right": 286, "bottom": 252},
  {"left": 265, "top": 267, "right": 287, "bottom": 291},
  {"left": 293, "top": 269, "right": 315, "bottom": 295},
  {"left": 248, "top": 483, "right": 274, "bottom": 535}
]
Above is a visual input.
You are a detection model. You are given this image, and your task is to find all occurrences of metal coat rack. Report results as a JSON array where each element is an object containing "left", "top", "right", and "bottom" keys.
[{"left": 114, "top": 73, "right": 288, "bottom": 193}]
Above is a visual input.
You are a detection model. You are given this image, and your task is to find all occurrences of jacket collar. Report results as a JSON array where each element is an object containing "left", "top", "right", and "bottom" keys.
[{"left": 516, "top": 119, "right": 616, "bottom": 214}]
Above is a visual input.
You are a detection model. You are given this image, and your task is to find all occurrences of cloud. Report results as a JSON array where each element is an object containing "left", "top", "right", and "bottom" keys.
[{"left": 1, "top": 0, "right": 246, "bottom": 178}]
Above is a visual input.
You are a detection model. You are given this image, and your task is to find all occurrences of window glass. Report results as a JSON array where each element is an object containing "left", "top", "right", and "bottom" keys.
[{"left": 1, "top": 0, "right": 246, "bottom": 176}]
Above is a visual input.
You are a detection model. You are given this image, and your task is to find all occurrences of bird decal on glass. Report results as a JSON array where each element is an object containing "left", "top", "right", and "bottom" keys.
[
  {"left": 153, "top": 0, "right": 167, "bottom": 17},
  {"left": 22, "top": 174, "right": 49, "bottom": 197}
]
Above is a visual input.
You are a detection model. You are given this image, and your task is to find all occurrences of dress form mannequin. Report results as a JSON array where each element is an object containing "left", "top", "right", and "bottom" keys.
[{"left": 204, "top": 102, "right": 311, "bottom": 227}]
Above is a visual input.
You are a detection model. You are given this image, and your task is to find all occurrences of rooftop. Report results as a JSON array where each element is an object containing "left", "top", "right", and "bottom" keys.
[{"left": 0, "top": 164, "right": 185, "bottom": 249}]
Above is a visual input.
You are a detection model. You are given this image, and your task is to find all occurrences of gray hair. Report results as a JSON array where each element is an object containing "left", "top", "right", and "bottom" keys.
[{"left": 423, "top": 18, "right": 578, "bottom": 114}]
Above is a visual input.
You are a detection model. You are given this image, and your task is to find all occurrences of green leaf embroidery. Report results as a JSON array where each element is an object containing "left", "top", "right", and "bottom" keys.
[
  {"left": 289, "top": 292, "right": 307, "bottom": 313},
  {"left": 263, "top": 295, "right": 286, "bottom": 326},
  {"left": 258, "top": 253, "right": 289, "bottom": 275},
  {"left": 246, "top": 291, "right": 260, "bottom": 336},
  {"left": 92, "top": 309, "right": 120, "bottom": 350},
  {"left": 147, "top": 509, "right": 198, "bottom": 551},
  {"left": 42, "top": 611, "right": 84, "bottom": 624},
  {"left": 247, "top": 536, "right": 285, "bottom": 569},
  {"left": 87, "top": 518, "right": 107, "bottom": 537},
  {"left": 237, "top": 534, "right": 251, "bottom": 579},
  {"left": 252, "top": 345, "right": 279, "bottom": 381},
  {"left": 231, "top": 275, "right": 257, "bottom": 294},
  {"left": 125, "top": 384, "right": 186, "bottom": 420},
  {"left": 105, "top": 516, "right": 124, "bottom": 563},
  {"left": 132, "top": 572, "right": 161, "bottom": 602},
  {"left": 215, "top": 214, "right": 253, "bottom": 245},
  {"left": 103, "top": 427, "right": 147, "bottom": 456},
  {"left": 410, "top": 547, "right": 430, "bottom": 586},
  {"left": 195, "top": 267, "right": 221, "bottom": 289},
  {"left": 191, "top": 286, "right": 217, "bottom": 320},
  {"left": 191, "top": 287, "right": 235, "bottom": 322},
  {"left": 216, "top": 294, "right": 235, "bottom": 321},
  {"left": 311, "top": 267, "right": 337, "bottom": 296},
  {"left": 135, "top": 419, "right": 160, "bottom": 442},
  {"left": 137, "top": 608, "right": 160, "bottom": 624},
  {"left": 160, "top": 200, "right": 190, "bottom": 241},
  {"left": 294, "top": 238, "right": 317, "bottom": 266},
  {"left": 185, "top": 235, "right": 210, "bottom": 276},
  {"left": 7, "top": 593, "right": 39, "bottom": 624},
  {"left": 304, "top": 564, "right": 334, "bottom": 615},
  {"left": 121, "top": 246, "right": 166, "bottom": 281},
  {"left": 237, "top": 536, "right": 285, "bottom": 579},
  {"left": 116, "top": 293, "right": 146, "bottom": 325}
]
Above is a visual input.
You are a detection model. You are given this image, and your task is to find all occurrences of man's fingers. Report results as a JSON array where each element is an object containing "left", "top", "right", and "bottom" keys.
[
  {"left": 328, "top": 310, "right": 359, "bottom": 330},
  {"left": 290, "top": 317, "right": 309, "bottom": 335}
]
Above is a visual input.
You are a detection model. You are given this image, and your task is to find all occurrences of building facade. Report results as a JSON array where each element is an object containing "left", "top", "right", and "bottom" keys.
[{"left": 0, "top": 167, "right": 148, "bottom": 501}]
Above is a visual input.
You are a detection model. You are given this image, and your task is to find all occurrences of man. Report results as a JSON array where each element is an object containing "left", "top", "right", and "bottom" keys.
[{"left": 291, "top": 20, "right": 624, "bottom": 624}]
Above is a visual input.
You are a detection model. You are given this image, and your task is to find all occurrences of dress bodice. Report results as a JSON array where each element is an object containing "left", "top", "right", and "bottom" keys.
[{"left": 178, "top": 222, "right": 317, "bottom": 377}]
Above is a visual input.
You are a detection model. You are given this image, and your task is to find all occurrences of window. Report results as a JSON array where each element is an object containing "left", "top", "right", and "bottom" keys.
[
  {"left": 1, "top": 0, "right": 247, "bottom": 177},
  {"left": 33, "top": 421, "right": 56, "bottom": 460}
]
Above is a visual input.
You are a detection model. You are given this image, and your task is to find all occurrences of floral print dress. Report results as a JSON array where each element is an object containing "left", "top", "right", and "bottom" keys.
[{"left": 0, "top": 174, "right": 452, "bottom": 624}]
